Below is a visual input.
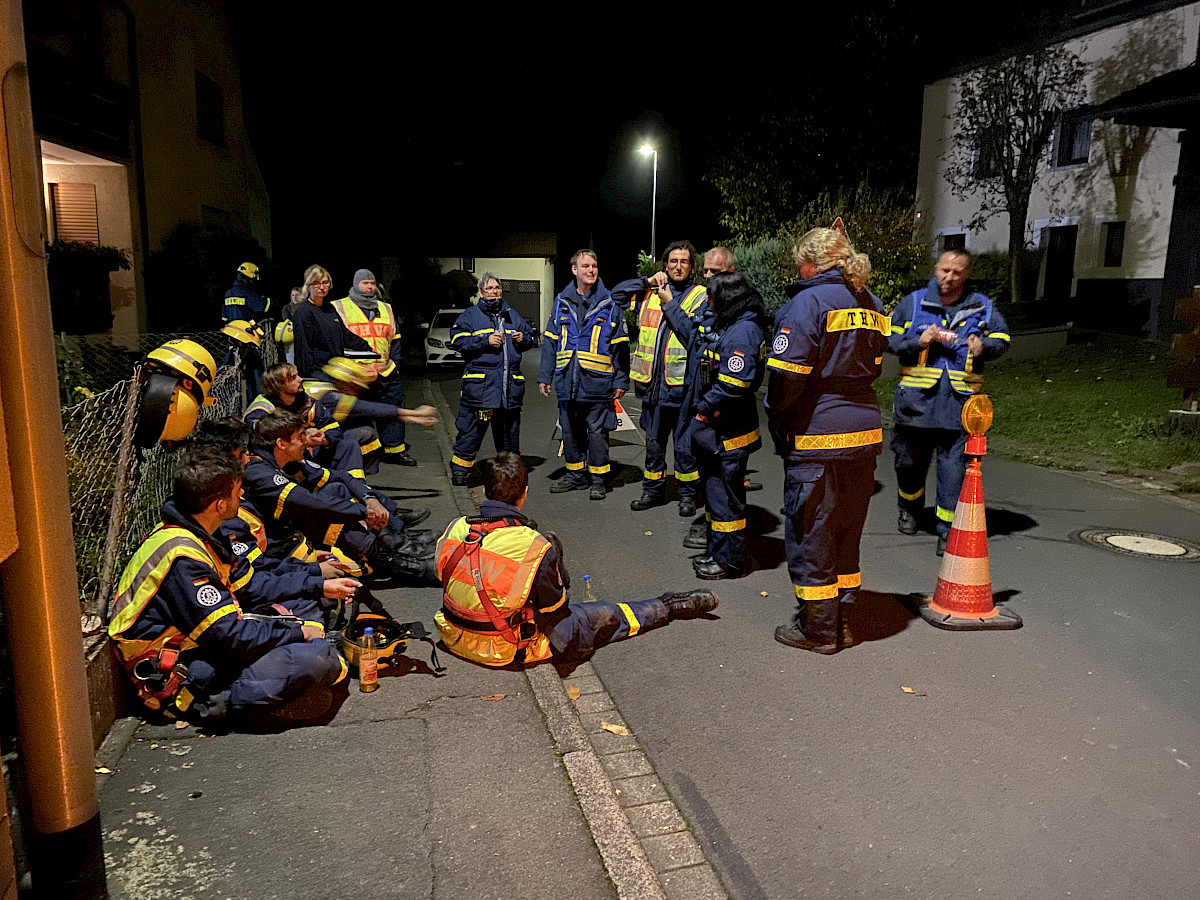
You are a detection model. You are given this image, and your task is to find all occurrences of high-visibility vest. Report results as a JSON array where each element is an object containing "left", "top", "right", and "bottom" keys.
[
  {"left": 332, "top": 298, "right": 398, "bottom": 376},
  {"left": 434, "top": 517, "right": 557, "bottom": 667},
  {"left": 108, "top": 526, "right": 241, "bottom": 714},
  {"left": 630, "top": 285, "right": 707, "bottom": 386}
]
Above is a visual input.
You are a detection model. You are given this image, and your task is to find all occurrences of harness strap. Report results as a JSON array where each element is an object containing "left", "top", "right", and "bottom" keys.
[{"left": 440, "top": 519, "right": 534, "bottom": 649}]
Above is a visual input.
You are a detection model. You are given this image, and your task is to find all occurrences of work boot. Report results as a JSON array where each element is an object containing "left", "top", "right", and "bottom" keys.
[
  {"left": 693, "top": 558, "right": 747, "bottom": 580},
  {"left": 937, "top": 533, "right": 949, "bottom": 557},
  {"left": 383, "top": 450, "right": 418, "bottom": 467},
  {"left": 773, "top": 623, "right": 839, "bottom": 654},
  {"left": 451, "top": 472, "right": 468, "bottom": 487},
  {"left": 683, "top": 519, "right": 708, "bottom": 550},
  {"left": 402, "top": 528, "right": 437, "bottom": 545},
  {"left": 692, "top": 555, "right": 714, "bottom": 566},
  {"left": 392, "top": 507, "right": 431, "bottom": 527},
  {"left": 375, "top": 532, "right": 434, "bottom": 564},
  {"left": 897, "top": 508, "right": 919, "bottom": 535},
  {"left": 678, "top": 496, "right": 697, "bottom": 517},
  {"left": 589, "top": 485, "right": 607, "bottom": 501},
  {"left": 550, "top": 477, "right": 589, "bottom": 493},
  {"left": 370, "top": 540, "right": 438, "bottom": 581},
  {"left": 630, "top": 492, "right": 665, "bottom": 511},
  {"left": 659, "top": 589, "right": 719, "bottom": 619}
]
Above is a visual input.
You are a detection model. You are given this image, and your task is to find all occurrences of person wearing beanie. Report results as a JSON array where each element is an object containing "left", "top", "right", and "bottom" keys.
[{"left": 331, "top": 269, "right": 416, "bottom": 466}]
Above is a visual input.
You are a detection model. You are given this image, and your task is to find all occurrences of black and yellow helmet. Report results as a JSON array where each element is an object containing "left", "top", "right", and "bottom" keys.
[
  {"left": 274, "top": 319, "right": 294, "bottom": 344},
  {"left": 341, "top": 614, "right": 409, "bottom": 670},
  {"left": 133, "top": 374, "right": 202, "bottom": 448},
  {"left": 222, "top": 319, "right": 262, "bottom": 347},
  {"left": 237, "top": 261, "right": 260, "bottom": 280},
  {"left": 145, "top": 339, "right": 217, "bottom": 405},
  {"left": 322, "top": 356, "right": 376, "bottom": 388}
]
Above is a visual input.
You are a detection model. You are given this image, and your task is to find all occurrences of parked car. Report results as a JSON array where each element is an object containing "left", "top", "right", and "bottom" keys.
[{"left": 424, "top": 309, "right": 465, "bottom": 366}]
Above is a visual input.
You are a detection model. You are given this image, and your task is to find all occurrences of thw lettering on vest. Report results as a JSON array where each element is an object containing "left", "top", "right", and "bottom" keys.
[
  {"left": 825, "top": 309, "right": 890, "bottom": 335},
  {"left": 348, "top": 322, "right": 391, "bottom": 339}
]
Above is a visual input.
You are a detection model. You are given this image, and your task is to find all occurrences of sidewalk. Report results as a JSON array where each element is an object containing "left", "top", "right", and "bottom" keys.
[{"left": 95, "top": 376, "right": 724, "bottom": 900}]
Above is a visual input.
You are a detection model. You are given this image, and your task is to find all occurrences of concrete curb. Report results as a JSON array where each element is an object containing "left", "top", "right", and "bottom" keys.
[{"left": 426, "top": 374, "right": 728, "bottom": 900}]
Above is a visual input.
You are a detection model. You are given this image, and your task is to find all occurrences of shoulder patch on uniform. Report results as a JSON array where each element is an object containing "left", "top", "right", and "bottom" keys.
[
  {"left": 231, "top": 542, "right": 250, "bottom": 556},
  {"left": 772, "top": 334, "right": 790, "bottom": 354},
  {"left": 196, "top": 585, "right": 222, "bottom": 607},
  {"left": 272, "top": 474, "right": 288, "bottom": 486},
  {"left": 727, "top": 355, "right": 746, "bottom": 373}
]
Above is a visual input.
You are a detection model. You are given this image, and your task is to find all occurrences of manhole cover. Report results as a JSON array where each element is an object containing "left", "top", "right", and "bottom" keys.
[{"left": 1071, "top": 529, "right": 1200, "bottom": 561}]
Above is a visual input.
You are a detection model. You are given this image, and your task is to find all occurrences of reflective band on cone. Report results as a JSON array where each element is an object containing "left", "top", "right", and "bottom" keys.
[{"left": 916, "top": 458, "right": 1021, "bottom": 631}]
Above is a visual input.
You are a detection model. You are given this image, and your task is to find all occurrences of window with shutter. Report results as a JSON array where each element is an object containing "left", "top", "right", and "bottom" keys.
[{"left": 49, "top": 183, "right": 100, "bottom": 243}]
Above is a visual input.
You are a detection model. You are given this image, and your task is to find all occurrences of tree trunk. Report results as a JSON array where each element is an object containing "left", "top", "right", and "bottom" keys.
[{"left": 1007, "top": 199, "right": 1030, "bottom": 304}]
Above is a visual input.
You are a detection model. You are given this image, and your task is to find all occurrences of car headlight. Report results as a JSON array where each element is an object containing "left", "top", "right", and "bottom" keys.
[{"left": 427, "top": 338, "right": 445, "bottom": 349}]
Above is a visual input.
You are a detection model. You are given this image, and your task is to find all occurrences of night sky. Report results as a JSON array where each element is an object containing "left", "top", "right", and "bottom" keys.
[{"left": 228, "top": 4, "right": 1080, "bottom": 291}]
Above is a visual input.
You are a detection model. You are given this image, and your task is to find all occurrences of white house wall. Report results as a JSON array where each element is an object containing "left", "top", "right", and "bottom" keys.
[
  {"left": 916, "top": 3, "right": 1200, "bottom": 289},
  {"left": 436, "top": 256, "right": 555, "bottom": 326}
]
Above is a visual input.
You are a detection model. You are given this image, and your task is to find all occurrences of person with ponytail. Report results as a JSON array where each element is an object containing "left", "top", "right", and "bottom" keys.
[
  {"left": 765, "top": 222, "right": 889, "bottom": 654},
  {"left": 684, "top": 271, "right": 768, "bottom": 580}
]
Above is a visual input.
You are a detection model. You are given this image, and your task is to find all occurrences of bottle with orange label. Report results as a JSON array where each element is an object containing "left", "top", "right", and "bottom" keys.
[{"left": 359, "top": 626, "right": 379, "bottom": 693}]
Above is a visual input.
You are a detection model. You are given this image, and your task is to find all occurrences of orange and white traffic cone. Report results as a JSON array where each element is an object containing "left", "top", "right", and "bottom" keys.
[{"left": 916, "top": 458, "right": 1021, "bottom": 631}]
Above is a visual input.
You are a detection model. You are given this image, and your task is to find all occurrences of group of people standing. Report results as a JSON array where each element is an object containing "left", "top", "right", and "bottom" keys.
[{"left": 478, "top": 233, "right": 1010, "bottom": 655}]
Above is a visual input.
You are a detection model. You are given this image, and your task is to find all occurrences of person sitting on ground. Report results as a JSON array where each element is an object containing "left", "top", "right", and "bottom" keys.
[
  {"left": 242, "top": 411, "right": 439, "bottom": 583},
  {"left": 435, "top": 452, "right": 719, "bottom": 667},
  {"left": 108, "top": 447, "right": 349, "bottom": 725}
]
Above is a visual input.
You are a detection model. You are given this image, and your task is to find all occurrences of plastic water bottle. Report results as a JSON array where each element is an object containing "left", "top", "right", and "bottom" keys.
[
  {"left": 359, "top": 626, "right": 378, "bottom": 693},
  {"left": 583, "top": 575, "right": 597, "bottom": 603}
]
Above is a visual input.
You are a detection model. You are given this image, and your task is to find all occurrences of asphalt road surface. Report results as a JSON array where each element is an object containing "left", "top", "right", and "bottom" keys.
[{"left": 433, "top": 352, "right": 1200, "bottom": 900}]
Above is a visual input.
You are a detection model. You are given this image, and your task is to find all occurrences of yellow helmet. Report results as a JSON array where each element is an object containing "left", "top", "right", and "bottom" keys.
[
  {"left": 145, "top": 339, "right": 217, "bottom": 404},
  {"left": 133, "top": 373, "right": 201, "bottom": 448},
  {"left": 237, "top": 262, "right": 260, "bottom": 280},
  {"left": 222, "top": 319, "right": 262, "bottom": 347},
  {"left": 322, "top": 356, "right": 376, "bottom": 387},
  {"left": 274, "top": 319, "right": 294, "bottom": 344}
]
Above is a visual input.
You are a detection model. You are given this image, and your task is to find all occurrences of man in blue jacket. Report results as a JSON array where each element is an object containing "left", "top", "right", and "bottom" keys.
[
  {"left": 537, "top": 250, "right": 631, "bottom": 501},
  {"left": 449, "top": 272, "right": 535, "bottom": 486},
  {"left": 888, "top": 250, "right": 1010, "bottom": 556},
  {"left": 222, "top": 262, "right": 270, "bottom": 324},
  {"left": 610, "top": 241, "right": 709, "bottom": 517}
]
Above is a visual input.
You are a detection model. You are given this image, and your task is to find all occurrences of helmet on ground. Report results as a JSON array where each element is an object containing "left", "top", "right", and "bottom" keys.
[
  {"left": 322, "top": 356, "right": 376, "bottom": 387},
  {"left": 222, "top": 319, "right": 262, "bottom": 347},
  {"left": 145, "top": 339, "right": 217, "bottom": 404},
  {"left": 274, "top": 319, "right": 294, "bottom": 344},
  {"left": 133, "top": 373, "right": 201, "bottom": 448},
  {"left": 237, "top": 262, "right": 259, "bottom": 280},
  {"left": 341, "top": 614, "right": 409, "bottom": 670}
]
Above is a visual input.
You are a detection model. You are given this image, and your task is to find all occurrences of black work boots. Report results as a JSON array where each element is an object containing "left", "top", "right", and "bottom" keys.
[{"left": 658, "top": 589, "right": 719, "bottom": 619}]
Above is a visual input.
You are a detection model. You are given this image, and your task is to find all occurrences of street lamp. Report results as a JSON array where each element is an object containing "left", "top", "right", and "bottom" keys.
[{"left": 639, "top": 143, "right": 657, "bottom": 260}]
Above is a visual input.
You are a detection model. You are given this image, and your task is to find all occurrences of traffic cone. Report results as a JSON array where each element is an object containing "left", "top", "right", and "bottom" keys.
[{"left": 916, "top": 458, "right": 1021, "bottom": 631}]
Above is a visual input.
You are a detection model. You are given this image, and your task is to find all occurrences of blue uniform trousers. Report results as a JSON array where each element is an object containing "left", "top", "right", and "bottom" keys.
[
  {"left": 559, "top": 400, "right": 613, "bottom": 486},
  {"left": 341, "top": 424, "right": 382, "bottom": 475},
  {"left": 541, "top": 597, "right": 668, "bottom": 660},
  {"left": 371, "top": 371, "right": 407, "bottom": 454},
  {"left": 227, "top": 639, "right": 346, "bottom": 712},
  {"left": 451, "top": 406, "right": 521, "bottom": 475},
  {"left": 312, "top": 434, "right": 365, "bottom": 478},
  {"left": 891, "top": 425, "right": 967, "bottom": 535},
  {"left": 697, "top": 447, "right": 750, "bottom": 567},
  {"left": 784, "top": 457, "right": 876, "bottom": 644},
  {"left": 638, "top": 403, "right": 698, "bottom": 498}
]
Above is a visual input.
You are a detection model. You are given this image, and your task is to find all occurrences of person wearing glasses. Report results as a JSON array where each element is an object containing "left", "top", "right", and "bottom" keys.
[{"left": 292, "top": 265, "right": 346, "bottom": 379}]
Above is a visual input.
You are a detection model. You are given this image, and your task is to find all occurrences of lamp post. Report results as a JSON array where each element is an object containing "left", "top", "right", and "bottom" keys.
[{"left": 639, "top": 143, "right": 657, "bottom": 260}]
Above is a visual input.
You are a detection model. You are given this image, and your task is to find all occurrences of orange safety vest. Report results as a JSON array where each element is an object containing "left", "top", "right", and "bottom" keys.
[
  {"left": 332, "top": 298, "right": 398, "bottom": 376},
  {"left": 630, "top": 285, "right": 707, "bottom": 386},
  {"left": 434, "top": 517, "right": 559, "bottom": 667}
]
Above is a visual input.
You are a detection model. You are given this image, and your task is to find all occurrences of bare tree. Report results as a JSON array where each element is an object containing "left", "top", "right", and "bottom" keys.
[{"left": 944, "top": 44, "right": 1087, "bottom": 302}]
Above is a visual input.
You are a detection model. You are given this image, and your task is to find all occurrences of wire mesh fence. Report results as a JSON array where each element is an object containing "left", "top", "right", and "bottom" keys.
[{"left": 61, "top": 330, "right": 281, "bottom": 621}]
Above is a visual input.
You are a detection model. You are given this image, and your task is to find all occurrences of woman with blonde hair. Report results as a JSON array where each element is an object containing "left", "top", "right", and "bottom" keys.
[
  {"left": 765, "top": 222, "right": 889, "bottom": 654},
  {"left": 292, "top": 264, "right": 346, "bottom": 378}
]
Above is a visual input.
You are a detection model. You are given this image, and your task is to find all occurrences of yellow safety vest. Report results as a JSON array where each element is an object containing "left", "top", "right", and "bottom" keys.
[
  {"left": 434, "top": 517, "right": 558, "bottom": 667},
  {"left": 630, "top": 285, "right": 707, "bottom": 386},
  {"left": 108, "top": 526, "right": 241, "bottom": 713},
  {"left": 333, "top": 298, "right": 398, "bottom": 376}
]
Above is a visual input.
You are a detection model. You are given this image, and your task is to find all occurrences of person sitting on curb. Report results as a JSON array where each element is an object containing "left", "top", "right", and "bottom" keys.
[
  {"left": 108, "top": 447, "right": 350, "bottom": 726},
  {"left": 434, "top": 452, "right": 719, "bottom": 667}
]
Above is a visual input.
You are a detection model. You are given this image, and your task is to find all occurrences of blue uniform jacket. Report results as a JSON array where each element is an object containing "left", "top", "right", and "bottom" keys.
[
  {"left": 119, "top": 502, "right": 306, "bottom": 671},
  {"left": 537, "top": 280, "right": 630, "bottom": 403},
  {"left": 242, "top": 448, "right": 374, "bottom": 547},
  {"left": 766, "top": 269, "right": 888, "bottom": 462},
  {"left": 223, "top": 281, "right": 270, "bottom": 323},
  {"left": 686, "top": 309, "right": 765, "bottom": 455},
  {"left": 888, "top": 278, "right": 1011, "bottom": 431},
  {"left": 451, "top": 300, "right": 534, "bottom": 410}
]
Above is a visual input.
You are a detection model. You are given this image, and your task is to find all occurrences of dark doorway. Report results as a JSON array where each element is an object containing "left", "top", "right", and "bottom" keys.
[
  {"left": 1159, "top": 130, "right": 1200, "bottom": 339},
  {"left": 501, "top": 279, "right": 541, "bottom": 326},
  {"left": 1043, "top": 224, "right": 1078, "bottom": 300}
]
